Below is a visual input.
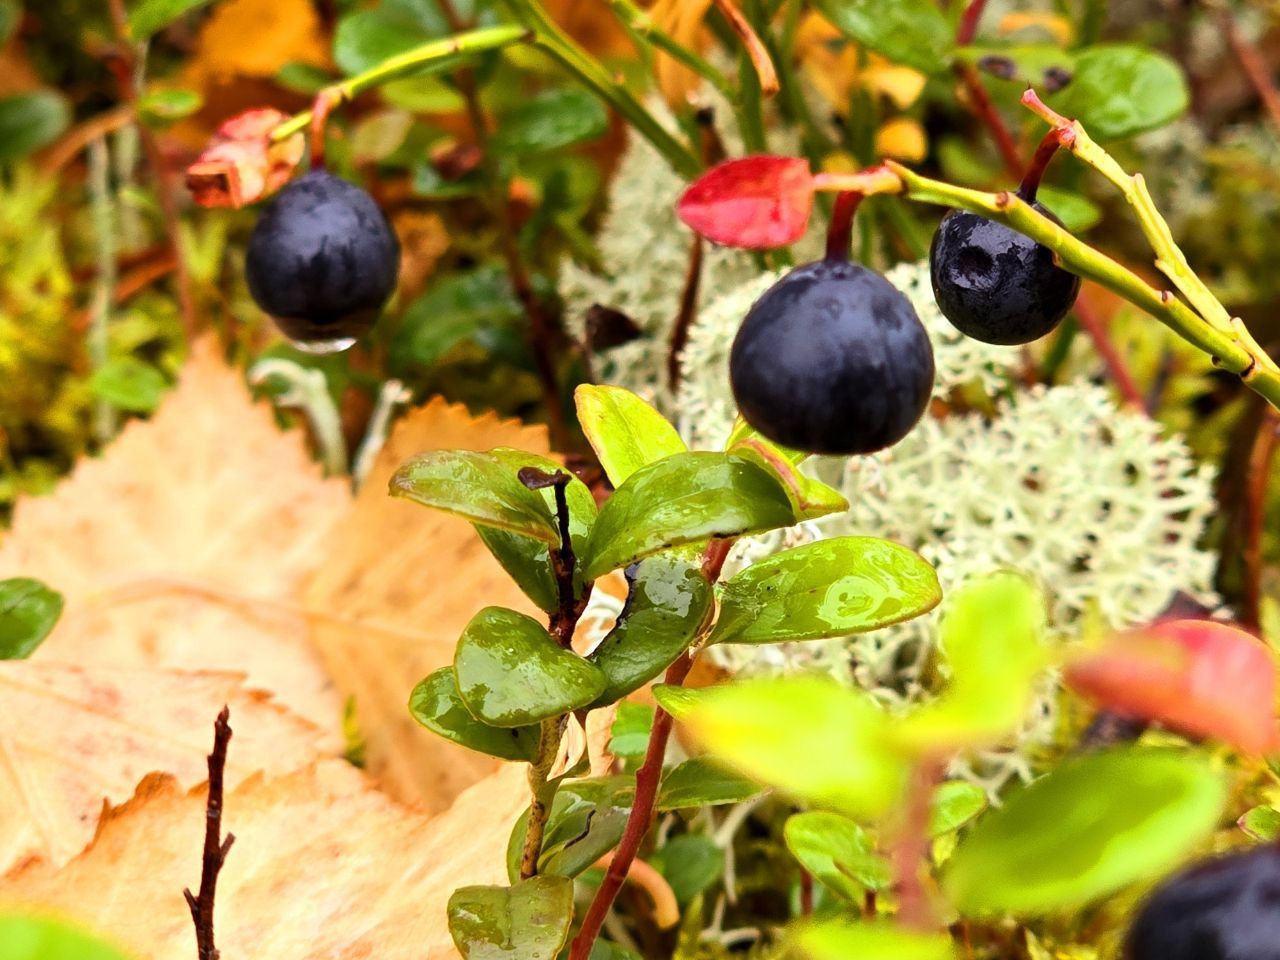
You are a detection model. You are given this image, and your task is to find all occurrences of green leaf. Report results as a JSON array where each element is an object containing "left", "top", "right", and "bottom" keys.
[
  {"left": 582, "top": 452, "right": 796, "bottom": 581},
  {"left": 944, "top": 748, "right": 1226, "bottom": 915},
  {"left": 893, "top": 572, "right": 1047, "bottom": 752},
  {"left": 810, "top": 0, "right": 952, "bottom": 74},
  {"left": 475, "top": 450, "right": 596, "bottom": 613},
  {"left": 0, "top": 92, "right": 71, "bottom": 162},
  {"left": 137, "top": 88, "right": 203, "bottom": 126},
  {"left": 390, "top": 448, "right": 559, "bottom": 543},
  {"left": 1239, "top": 805, "right": 1280, "bottom": 842},
  {"left": 447, "top": 876, "right": 573, "bottom": 960},
  {"left": 409, "top": 667, "right": 540, "bottom": 761},
  {"left": 393, "top": 266, "right": 524, "bottom": 373},
  {"left": 574, "top": 384, "right": 687, "bottom": 488},
  {"left": 793, "top": 920, "right": 957, "bottom": 960},
  {"left": 0, "top": 913, "right": 133, "bottom": 960},
  {"left": 0, "top": 577, "right": 63, "bottom": 660},
  {"left": 784, "top": 811, "right": 892, "bottom": 901},
  {"left": 709, "top": 537, "right": 941, "bottom": 646},
  {"left": 127, "top": 0, "right": 214, "bottom": 38},
  {"left": 953, "top": 44, "right": 1074, "bottom": 85},
  {"left": 88, "top": 358, "right": 168, "bottom": 413},
  {"left": 589, "top": 942, "right": 641, "bottom": 960},
  {"left": 506, "top": 776, "right": 634, "bottom": 881},
  {"left": 492, "top": 89, "right": 609, "bottom": 155},
  {"left": 275, "top": 62, "right": 335, "bottom": 95},
  {"left": 454, "top": 607, "right": 606, "bottom": 727},
  {"left": 666, "top": 677, "right": 908, "bottom": 820},
  {"left": 333, "top": 7, "right": 443, "bottom": 76},
  {"left": 607, "top": 702, "right": 654, "bottom": 759},
  {"left": 929, "top": 781, "right": 987, "bottom": 837},
  {"left": 587, "top": 553, "right": 712, "bottom": 706},
  {"left": 657, "top": 756, "right": 762, "bottom": 811},
  {"left": 649, "top": 834, "right": 724, "bottom": 905},
  {"left": 1050, "top": 45, "right": 1188, "bottom": 139},
  {"left": 1036, "top": 186, "right": 1102, "bottom": 234}
]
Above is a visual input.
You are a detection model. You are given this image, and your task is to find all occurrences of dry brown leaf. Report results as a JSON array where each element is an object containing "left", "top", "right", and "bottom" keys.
[
  {"left": 305, "top": 397, "right": 554, "bottom": 810},
  {"left": 0, "top": 760, "right": 528, "bottom": 959},
  {"left": 0, "top": 342, "right": 350, "bottom": 736},
  {"left": 0, "top": 663, "right": 326, "bottom": 877}
]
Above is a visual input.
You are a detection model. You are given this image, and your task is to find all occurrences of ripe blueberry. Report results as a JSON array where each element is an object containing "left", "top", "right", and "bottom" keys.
[
  {"left": 1126, "top": 845, "right": 1280, "bottom": 960},
  {"left": 729, "top": 259, "right": 935, "bottom": 455},
  {"left": 246, "top": 170, "right": 400, "bottom": 346},
  {"left": 928, "top": 203, "right": 1080, "bottom": 345}
]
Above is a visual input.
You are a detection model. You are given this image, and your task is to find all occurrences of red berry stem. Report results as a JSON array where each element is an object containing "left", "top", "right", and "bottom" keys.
[
  {"left": 308, "top": 88, "right": 345, "bottom": 171},
  {"left": 824, "top": 190, "right": 864, "bottom": 262},
  {"left": 1016, "top": 127, "right": 1073, "bottom": 202}
]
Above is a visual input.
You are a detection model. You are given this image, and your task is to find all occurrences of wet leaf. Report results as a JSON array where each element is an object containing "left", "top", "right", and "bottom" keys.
[
  {"left": 506, "top": 776, "right": 634, "bottom": 881},
  {"left": 727, "top": 433, "right": 847, "bottom": 520},
  {"left": 409, "top": 667, "right": 540, "bottom": 762},
  {"left": 493, "top": 89, "right": 609, "bottom": 155},
  {"left": 710, "top": 537, "right": 940, "bottom": 645},
  {"left": 944, "top": 748, "right": 1225, "bottom": 914},
  {"left": 657, "top": 756, "right": 762, "bottom": 810},
  {"left": 0, "top": 578, "right": 62, "bottom": 661},
  {"left": 1049, "top": 45, "right": 1188, "bottom": 139},
  {"left": 575, "top": 385, "right": 687, "bottom": 488},
  {"left": 447, "top": 876, "right": 574, "bottom": 960},
  {"left": 677, "top": 156, "right": 814, "bottom": 249},
  {"left": 454, "top": 607, "right": 606, "bottom": 727},
  {"left": 794, "top": 920, "right": 957, "bottom": 960},
  {"left": 582, "top": 452, "right": 795, "bottom": 581},
  {"left": 809, "top": 0, "right": 952, "bottom": 74}
]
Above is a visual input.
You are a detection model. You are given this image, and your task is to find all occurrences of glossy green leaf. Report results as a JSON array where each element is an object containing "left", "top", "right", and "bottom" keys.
[
  {"left": 454, "top": 607, "right": 606, "bottom": 727},
  {"left": 710, "top": 537, "right": 941, "bottom": 646},
  {"left": 0, "top": 578, "right": 63, "bottom": 660},
  {"left": 944, "top": 748, "right": 1226, "bottom": 914},
  {"left": 728, "top": 435, "right": 848, "bottom": 521},
  {"left": 137, "top": 88, "right": 203, "bottom": 125},
  {"left": 929, "top": 781, "right": 987, "bottom": 837},
  {"left": 793, "top": 920, "right": 957, "bottom": 960},
  {"left": 810, "top": 0, "right": 952, "bottom": 74},
  {"left": 475, "top": 450, "right": 596, "bottom": 613},
  {"left": 127, "top": 0, "right": 214, "bottom": 38},
  {"left": 1050, "top": 45, "right": 1188, "bottom": 139},
  {"left": 664, "top": 677, "right": 908, "bottom": 820},
  {"left": 893, "top": 572, "right": 1047, "bottom": 752},
  {"left": 784, "top": 811, "right": 891, "bottom": 901},
  {"left": 0, "top": 913, "right": 133, "bottom": 960},
  {"left": 608, "top": 702, "right": 654, "bottom": 759},
  {"left": 88, "top": 358, "right": 168, "bottom": 413},
  {"left": 650, "top": 683, "right": 701, "bottom": 719},
  {"left": 333, "top": 6, "right": 443, "bottom": 76},
  {"left": 390, "top": 448, "right": 559, "bottom": 543},
  {"left": 1239, "top": 805, "right": 1280, "bottom": 842},
  {"left": 493, "top": 88, "right": 609, "bottom": 155},
  {"left": 447, "top": 876, "right": 573, "bottom": 960},
  {"left": 587, "top": 553, "right": 712, "bottom": 705},
  {"left": 657, "top": 756, "right": 762, "bottom": 811},
  {"left": 649, "top": 834, "right": 724, "bottom": 905},
  {"left": 575, "top": 384, "right": 687, "bottom": 488},
  {"left": 0, "top": 92, "right": 70, "bottom": 162},
  {"left": 582, "top": 452, "right": 795, "bottom": 581},
  {"left": 409, "top": 667, "right": 540, "bottom": 761},
  {"left": 506, "top": 776, "right": 634, "bottom": 881}
]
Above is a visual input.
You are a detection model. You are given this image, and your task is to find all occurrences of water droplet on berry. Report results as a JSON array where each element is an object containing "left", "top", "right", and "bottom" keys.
[{"left": 287, "top": 336, "right": 357, "bottom": 356}]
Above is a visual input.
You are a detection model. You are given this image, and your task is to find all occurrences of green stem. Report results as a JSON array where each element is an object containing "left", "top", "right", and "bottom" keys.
[
  {"left": 603, "top": 0, "right": 735, "bottom": 98},
  {"left": 519, "top": 716, "right": 564, "bottom": 879},
  {"left": 271, "top": 26, "right": 535, "bottom": 141}
]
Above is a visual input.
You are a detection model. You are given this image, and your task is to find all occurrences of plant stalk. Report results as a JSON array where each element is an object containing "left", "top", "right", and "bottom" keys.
[{"left": 520, "top": 716, "right": 564, "bottom": 879}]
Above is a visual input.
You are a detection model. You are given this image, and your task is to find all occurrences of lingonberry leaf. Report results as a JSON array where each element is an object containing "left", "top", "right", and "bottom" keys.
[
  {"left": 792, "top": 920, "right": 957, "bottom": 960},
  {"left": 656, "top": 757, "right": 762, "bottom": 811},
  {"left": 708, "top": 537, "right": 941, "bottom": 645},
  {"left": 944, "top": 747, "right": 1225, "bottom": 914},
  {"left": 608, "top": 702, "right": 654, "bottom": 759},
  {"left": 727, "top": 431, "right": 847, "bottom": 520},
  {"left": 1064, "top": 618, "right": 1279, "bottom": 755},
  {"left": 580, "top": 452, "right": 795, "bottom": 581},
  {"left": 492, "top": 88, "right": 609, "bottom": 155},
  {"left": 0, "top": 577, "right": 63, "bottom": 661},
  {"left": 676, "top": 156, "right": 814, "bottom": 249},
  {"left": 1048, "top": 45, "right": 1189, "bottom": 139},
  {"left": 809, "top": 0, "right": 953, "bottom": 75},
  {"left": 574, "top": 384, "right": 687, "bottom": 488},
  {"left": 0, "top": 912, "right": 133, "bottom": 960},
  {"left": 586, "top": 553, "right": 713, "bottom": 707},
  {"left": 784, "top": 811, "right": 892, "bottom": 902},
  {"left": 453, "top": 607, "right": 606, "bottom": 727},
  {"left": 647, "top": 834, "right": 724, "bottom": 906},
  {"left": 505, "top": 776, "right": 635, "bottom": 882},
  {"left": 447, "top": 876, "right": 574, "bottom": 960},
  {"left": 1239, "top": 805, "right": 1280, "bottom": 842},
  {"left": 724, "top": 417, "right": 805, "bottom": 466},
  {"left": 409, "top": 667, "right": 541, "bottom": 762}
]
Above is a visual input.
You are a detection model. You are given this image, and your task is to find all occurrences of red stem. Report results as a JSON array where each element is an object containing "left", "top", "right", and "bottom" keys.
[
  {"left": 955, "top": 0, "right": 988, "bottom": 45},
  {"left": 1220, "top": 8, "right": 1280, "bottom": 131},
  {"left": 825, "top": 191, "right": 864, "bottom": 262},
  {"left": 1244, "top": 407, "right": 1280, "bottom": 631},
  {"left": 889, "top": 757, "right": 944, "bottom": 931},
  {"left": 799, "top": 869, "right": 814, "bottom": 916},
  {"left": 1017, "top": 127, "right": 1072, "bottom": 202},
  {"left": 957, "top": 66, "right": 1023, "bottom": 179},
  {"left": 1072, "top": 297, "right": 1147, "bottom": 412}
]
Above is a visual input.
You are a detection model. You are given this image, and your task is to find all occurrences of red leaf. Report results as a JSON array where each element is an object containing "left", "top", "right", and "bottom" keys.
[
  {"left": 677, "top": 156, "right": 814, "bottom": 249},
  {"left": 1065, "top": 619, "right": 1279, "bottom": 754},
  {"left": 186, "top": 109, "right": 305, "bottom": 209}
]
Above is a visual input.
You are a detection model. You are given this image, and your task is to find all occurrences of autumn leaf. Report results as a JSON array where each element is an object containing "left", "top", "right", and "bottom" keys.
[
  {"left": 185, "top": 0, "right": 328, "bottom": 84},
  {"left": 0, "top": 761, "right": 528, "bottom": 959},
  {"left": 0, "top": 663, "right": 325, "bottom": 876}
]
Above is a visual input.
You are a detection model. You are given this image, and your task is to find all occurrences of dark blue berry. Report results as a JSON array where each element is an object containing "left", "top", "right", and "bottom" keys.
[
  {"left": 246, "top": 170, "right": 400, "bottom": 345},
  {"left": 929, "top": 203, "right": 1080, "bottom": 345},
  {"left": 729, "top": 259, "right": 935, "bottom": 455},
  {"left": 1126, "top": 845, "right": 1280, "bottom": 960}
]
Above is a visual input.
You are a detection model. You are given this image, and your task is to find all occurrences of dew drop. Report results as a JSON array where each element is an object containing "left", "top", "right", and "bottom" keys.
[{"left": 288, "top": 336, "right": 357, "bottom": 355}]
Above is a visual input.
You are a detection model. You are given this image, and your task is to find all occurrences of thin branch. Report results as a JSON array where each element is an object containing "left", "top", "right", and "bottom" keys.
[
  {"left": 1072, "top": 297, "right": 1148, "bottom": 411},
  {"left": 955, "top": 0, "right": 989, "bottom": 45},
  {"left": 184, "top": 707, "right": 235, "bottom": 960},
  {"left": 1218, "top": 5, "right": 1280, "bottom": 131},
  {"left": 1244, "top": 407, "right": 1280, "bottom": 631}
]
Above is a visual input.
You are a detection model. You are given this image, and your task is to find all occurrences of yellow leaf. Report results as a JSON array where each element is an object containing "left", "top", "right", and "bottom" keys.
[
  {"left": 874, "top": 116, "right": 927, "bottom": 162},
  {"left": 862, "top": 59, "right": 927, "bottom": 110},
  {"left": 997, "top": 11, "right": 1074, "bottom": 46},
  {"left": 186, "top": 0, "right": 328, "bottom": 83},
  {"left": 794, "top": 12, "right": 925, "bottom": 110},
  {"left": 650, "top": 0, "right": 717, "bottom": 106}
]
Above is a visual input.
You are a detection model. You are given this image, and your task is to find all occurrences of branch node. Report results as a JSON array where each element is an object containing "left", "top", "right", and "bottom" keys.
[{"left": 186, "top": 706, "right": 234, "bottom": 960}]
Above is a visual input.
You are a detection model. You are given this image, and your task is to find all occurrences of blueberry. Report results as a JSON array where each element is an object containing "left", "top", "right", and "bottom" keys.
[
  {"left": 929, "top": 203, "right": 1080, "bottom": 345},
  {"left": 246, "top": 170, "right": 400, "bottom": 345},
  {"left": 1126, "top": 845, "right": 1280, "bottom": 960},
  {"left": 729, "top": 259, "right": 935, "bottom": 455}
]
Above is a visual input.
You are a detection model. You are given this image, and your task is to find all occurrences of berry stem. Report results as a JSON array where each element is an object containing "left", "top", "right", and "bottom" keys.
[
  {"left": 308, "top": 88, "right": 344, "bottom": 171},
  {"left": 825, "top": 190, "right": 864, "bottom": 261},
  {"left": 1016, "top": 127, "right": 1071, "bottom": 202}
]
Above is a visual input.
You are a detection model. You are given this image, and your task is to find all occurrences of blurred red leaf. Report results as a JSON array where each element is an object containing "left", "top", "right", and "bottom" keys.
[
  {"left": 677, "top": 155, "right": 814, "bottom": 249},
  {"left": 186, "top": 108, "right": 304, "bottom": 208},
  {"left": 1065, "top": 619, "right": 1279, "bottom": 754}
]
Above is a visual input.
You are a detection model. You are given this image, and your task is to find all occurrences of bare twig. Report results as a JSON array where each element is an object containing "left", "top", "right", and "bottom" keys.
[
  {"left": 184, "top": 707, "right": 235, "bottom": 960},
  {"left": 1244, "top": 407, "right": 1280, "bottom": 630},
  {"left": 1072, "top": 297, "right": 1148, "bottom": 411},
  {"left": 1218, "top": 5, "right": 1280, "bottom": 131}
]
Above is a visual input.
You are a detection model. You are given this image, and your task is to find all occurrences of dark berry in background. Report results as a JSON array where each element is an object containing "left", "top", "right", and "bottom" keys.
[
  {"left": 1126, "top": 845, "right": 1280, "bottom": 960},
  {"left": 929, "top": 204, "right": 1080, "bottom": 346},
  {"left": 246, "top": 170, "right": 400, "bottom": 345},
  {"left": 730, "top": 259, "right": 935, "bottom": 455}
]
